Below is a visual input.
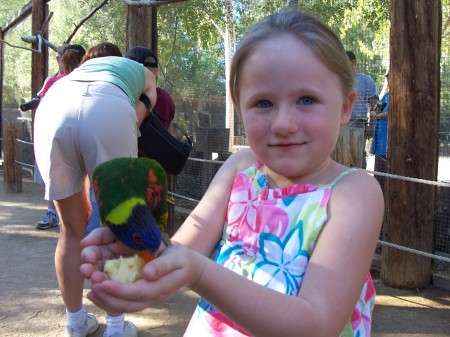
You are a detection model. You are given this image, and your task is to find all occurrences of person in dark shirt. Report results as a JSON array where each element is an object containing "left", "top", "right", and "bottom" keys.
[{"left": 124, "top": 46, "right": 176, "bottom": 129}]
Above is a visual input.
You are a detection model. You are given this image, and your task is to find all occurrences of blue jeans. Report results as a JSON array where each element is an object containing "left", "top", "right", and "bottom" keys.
[{"left": 86, "top": 187, "right": 101, "bottom": 235}]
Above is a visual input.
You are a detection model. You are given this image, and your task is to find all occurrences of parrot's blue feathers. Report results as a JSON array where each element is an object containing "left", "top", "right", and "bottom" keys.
[{"left": 106, "top": 204, "right": 162, "bottom": 252}]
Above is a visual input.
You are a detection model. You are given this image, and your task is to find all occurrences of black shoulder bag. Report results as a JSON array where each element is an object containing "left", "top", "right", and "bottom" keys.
[{"left": 138, "top": 94, "right": 193, "bottom": 175}]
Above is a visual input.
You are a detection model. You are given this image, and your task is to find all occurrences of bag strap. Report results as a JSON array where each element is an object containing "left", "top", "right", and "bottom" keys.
[
  {"left": 139, "top": 94, "right": 152, "bottom": 111},
  {"left": 152, "top": 110, "right": 193, "bottom": 146}
]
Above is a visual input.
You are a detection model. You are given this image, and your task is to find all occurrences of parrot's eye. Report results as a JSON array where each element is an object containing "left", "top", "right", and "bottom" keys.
[{"left": 133, "top": 233, "right": 143, "bottom": 245}]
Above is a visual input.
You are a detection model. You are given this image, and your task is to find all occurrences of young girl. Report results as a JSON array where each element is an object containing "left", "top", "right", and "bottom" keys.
[{"left": 80, "top": 11, "right": 384, "bottom": 337}]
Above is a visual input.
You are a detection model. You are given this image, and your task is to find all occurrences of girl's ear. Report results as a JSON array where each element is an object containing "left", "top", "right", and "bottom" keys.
[{"left": 340, "top": 89, "right": 356, "bottom": 126}]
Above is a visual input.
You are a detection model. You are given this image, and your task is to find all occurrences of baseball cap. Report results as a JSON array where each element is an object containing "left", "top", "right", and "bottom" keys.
[
  {"left": 124, "top": 46, "right": 158, "bottom": 68},
  {"left": 63, "top": 44, "right": 86, "bottom": 58}
]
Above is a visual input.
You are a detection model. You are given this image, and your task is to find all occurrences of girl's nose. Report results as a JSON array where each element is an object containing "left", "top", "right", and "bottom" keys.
[{"left": 271, "top": 106, "right": 298, "bottom": 135}]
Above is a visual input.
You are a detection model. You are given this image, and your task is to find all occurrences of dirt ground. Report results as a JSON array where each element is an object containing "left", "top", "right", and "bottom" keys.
[{"left": 1, "top": 171, "right": 449, "bottom": 337}]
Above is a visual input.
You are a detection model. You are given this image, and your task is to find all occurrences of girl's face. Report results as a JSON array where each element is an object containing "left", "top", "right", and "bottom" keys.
[{"left": 238, "top": 34, "right": 354, "bottom": 184}]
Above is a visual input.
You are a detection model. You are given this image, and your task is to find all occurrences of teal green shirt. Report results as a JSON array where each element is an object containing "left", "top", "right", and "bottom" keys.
[{"left": 67, "top": 56, "right": 145, "bottom": 107}]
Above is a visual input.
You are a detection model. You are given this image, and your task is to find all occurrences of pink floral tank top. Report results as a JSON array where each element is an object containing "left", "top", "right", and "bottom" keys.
[{"left": 184, "top": 161, "right": 375, "bottom": 336}]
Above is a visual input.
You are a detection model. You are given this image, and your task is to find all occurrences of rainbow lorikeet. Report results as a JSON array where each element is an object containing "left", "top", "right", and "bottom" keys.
[{"left": 93, "top": 157, "right": 171, "bottom": 260}]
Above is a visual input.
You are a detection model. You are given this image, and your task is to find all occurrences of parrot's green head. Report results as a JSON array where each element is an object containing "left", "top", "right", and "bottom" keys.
[{"left": 106, "top": 204, "right": 162, "bottom": 252}]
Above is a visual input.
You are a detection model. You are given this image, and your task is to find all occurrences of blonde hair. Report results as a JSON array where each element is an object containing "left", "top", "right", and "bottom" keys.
[{"left": 229, "top": 11, "right": 354, "bottom": 114}]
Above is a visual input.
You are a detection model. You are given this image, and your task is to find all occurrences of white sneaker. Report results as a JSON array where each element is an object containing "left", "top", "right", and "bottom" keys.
[
  {"left": 35, "top": 210, "right": 59, "bottom": 230},
  {"left": 104, "top": 320, "right": 138, "bottom": 337},
  {"left": 65, "top": 313, "right": 99, "bottom": 337}
]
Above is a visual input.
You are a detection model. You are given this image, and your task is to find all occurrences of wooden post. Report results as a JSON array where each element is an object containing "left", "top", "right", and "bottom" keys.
[
  {"left": 381, "top": 0, "right": 441, "bottom": 289},
  {"left": 31, "top": 0, "right": 49, "bottom": 126},
  {"left": 0, "top": 30, "right": 4, "bottom": 157},
  {"left": 126, "top": 5, "right": 157, "bottom": 52},
  {"left": 3, "top": 109, "right": 22, "bottom": 193}
]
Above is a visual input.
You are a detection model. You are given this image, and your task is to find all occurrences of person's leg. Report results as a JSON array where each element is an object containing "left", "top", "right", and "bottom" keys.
[
  {"left": 35, "top": 164, "right": 59, "bottom": 229},
  {"left": 54, "top": 186, "right": 98, "bottom": 336},
  {"left": 34, "top": 80, "right": 99, "bottom": 336},
  {"left": 54, "top": 188, "right": 90, "bottom": 313},
  {"left": 104, "top": 313, "right": 137, "bottom": 337}
]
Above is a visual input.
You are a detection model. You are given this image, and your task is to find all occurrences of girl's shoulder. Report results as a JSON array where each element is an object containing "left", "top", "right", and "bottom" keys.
[
  {"left": 331, "top": 168, "right": 384, "bottom": 208},
  {"left": 224, "top": 148, "right": 258, "bottom": 172}
]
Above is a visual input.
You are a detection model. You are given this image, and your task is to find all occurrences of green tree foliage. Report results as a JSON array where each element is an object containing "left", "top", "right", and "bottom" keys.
[
  {"left": 157, "top": 2, "right": 226, "bottom": 97},
  {"left": 1, "top": 0, "right": 448, "bottom": 133},
  {"left": 1, "top": 0, "right": 128, "bottom": 107},
  {"left": 1, "top": 1, "right": 33, "bottom": 107},
  {"left": 48, "top": 0, "right": 127, "bottom": 51}
]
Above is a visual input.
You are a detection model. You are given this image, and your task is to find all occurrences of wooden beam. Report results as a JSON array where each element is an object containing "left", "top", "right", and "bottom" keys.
[
  {"left": 1, "top": 3, "right": 32, "bottom": 33},
  {"left": 124, "top": 0, "right": 186, "bottom": 5}
]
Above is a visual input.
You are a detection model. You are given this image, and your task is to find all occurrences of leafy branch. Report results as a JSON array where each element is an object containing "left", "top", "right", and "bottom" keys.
[
  {"left": 65, "top": 0, "right": 109, "bottom": 44},
  {"left": 1, "top": 0, "right": 109, "bottom": 53}
]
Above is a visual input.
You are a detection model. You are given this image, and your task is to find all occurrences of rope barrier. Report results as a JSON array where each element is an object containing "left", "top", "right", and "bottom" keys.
[
  {"left": 378, "top": 240, "right": 450, "bottom": 263},
  {"left": 367, "top": 169, "right": 450, "bottom": 187},
  {"left": 15, "top": 138, "right": 34, "bottom": 146},
  {"left": 15, "top": 160, "right": 34, "bottom": 169},
  {"left": 188, "top": 157, "right": 224, "bottom": 165},
  {"left": 169, "top": 191, "right": 200, "bottom": 204}
]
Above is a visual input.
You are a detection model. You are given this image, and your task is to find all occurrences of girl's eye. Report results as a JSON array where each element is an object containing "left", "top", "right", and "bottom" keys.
[
  {"left": 257, "top": 100, "right": 272, "bottom": 108},
  {"left": 299, "top": 97, "right": 315, "bottom": 105}
]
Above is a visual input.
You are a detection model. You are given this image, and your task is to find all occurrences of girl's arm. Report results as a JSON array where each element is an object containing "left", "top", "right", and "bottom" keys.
[
  {"left": 177, "top": 170, "right": 383, "bottom": 337},
  {"left": 293, "top": 169, "right": 384, "bottom": 335}
]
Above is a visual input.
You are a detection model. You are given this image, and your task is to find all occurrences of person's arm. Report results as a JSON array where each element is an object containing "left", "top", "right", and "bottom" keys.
[
  {"left": 375, "top": 111, "right": 388, "bottom": 119},
  {"left": 81, "top": 166, "right": 383, "bottom": 336},
  {"left": 135, "top": 67, "right": 158, "bottom": 127}
]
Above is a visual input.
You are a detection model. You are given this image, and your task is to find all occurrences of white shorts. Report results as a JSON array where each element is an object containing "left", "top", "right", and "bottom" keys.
[{"left": 34, "top": 80, "right": 138, "bottom": 200}]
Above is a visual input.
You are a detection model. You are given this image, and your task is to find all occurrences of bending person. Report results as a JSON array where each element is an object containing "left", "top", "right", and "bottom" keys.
[{"left": 34, "top": 42, "right": 157, "bottom": 337}]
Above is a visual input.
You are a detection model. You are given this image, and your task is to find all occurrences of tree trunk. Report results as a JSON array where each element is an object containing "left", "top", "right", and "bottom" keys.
[{"left": 381, "top": 0, "right": 441, "bottom": 289}]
